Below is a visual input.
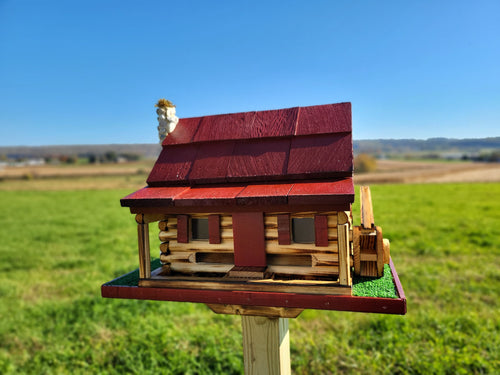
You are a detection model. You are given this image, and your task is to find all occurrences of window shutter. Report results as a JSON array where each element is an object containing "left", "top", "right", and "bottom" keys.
[
  {"left": 208, "top": 214, "right": 221, "bottom": 244},
  {"left": 314, "top": 214, "right": 329, "bottom": 247},
  {"left": 277, "top": 214, "right": 291, "bottom": 245},
  {"left": 177, "top": 215, "right": 189, "bottom": 243}
]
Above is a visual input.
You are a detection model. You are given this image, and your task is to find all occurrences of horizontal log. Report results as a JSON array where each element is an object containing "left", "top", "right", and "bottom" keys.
[
  {"left": 265, "top": 241, "right": 339, "bottom": 254},
  {"left": 264, "top": 228, "right": 352, "bottom": 242},
  {"left": 159, "top": 227, "right": 233, "bottom": 242},
  {"left": 136, "top": 213, "right": 167, "bottom": 224},
  {"left": 159, "top": 231, "right": 176, "bottom": 242},
  {"left": 267, "top": 265, "right": 339, "bottom": 277},
  {"left": 159, "top": 242, "right": 169, "bottom": 253},
  {"left": 264, "top": 216, "right": 278, "bottom": 227},
  {"left": 169, "top": 241, "right": 235, "bottom": 253},
  {"left": 337, "top": 211, "right": 350, "bottom": 225},
  {"left": 141, "top": 276, "right": 351, "bottom": 295},
  {"left": 163, "top": 252, "right": 352, "bottom": 268},
  {"left": 160, "top": 252, "right": 195, "bottom": 263},
  {"left": 158, "top": 220, "right": 169, "bottom": 231},
  {"left": 170, "top": 262, "right": 233, "bottom": 274},
  {"left": 312, "top": 253, "right": 338, "bottom": 267}
]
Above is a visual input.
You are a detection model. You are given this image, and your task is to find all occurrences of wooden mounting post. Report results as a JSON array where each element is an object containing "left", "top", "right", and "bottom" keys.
[{"left": 242, "top": 316, "right": 291, "bottom": 375}]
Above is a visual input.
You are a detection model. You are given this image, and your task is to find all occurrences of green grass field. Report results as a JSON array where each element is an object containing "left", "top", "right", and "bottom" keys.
[{"left": 0, "top": 183, "right": 499, "bottom": 374}]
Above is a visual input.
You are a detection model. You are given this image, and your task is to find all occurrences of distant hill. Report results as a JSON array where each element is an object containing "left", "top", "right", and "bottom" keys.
[
  {"left": 0, "top": 137, "right": 498, "bottom": 161},
  {"left": 354, "top": 137, "right": 500, "bottom": 156},
  {"left": 0, "top": 144, "right": 162, "bottom": 160}
]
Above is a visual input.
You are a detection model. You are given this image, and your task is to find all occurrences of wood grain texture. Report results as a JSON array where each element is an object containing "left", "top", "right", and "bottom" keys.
[
  {"left": 360, "top": 186, "right": 374, "bottom": 229},
  {"left": 376, "top": 226, "right": 384, "bottom": 277},
  {"left": 227, "top": 138, "right": 291, "bottom": 182},
  {"left": 353, "top": 226, "right": 361, "bottom": 275},
  {"left": 277, "top": 214, "right": 291, "bottom": 245},
  {"left": 295, "top": 102, "right": 351, "bottom": 135},
  {"left": 233, "top": 212, "right": 267, "bottom": 267},
  {"left": 207, "top": 304, "right": 303, "bottom": 318},
  {"left": 137, "top": 222, "right": 151, "bottom": 279},
  {"left": 242, "top": 316, "right": 291, "bottom": 375},
  {"left": 287, "top": 179, "right": 354, "bottom": 207},
  {"left": 390, "top": 257, "right": 406, "bottom": 302},
  {"left": 193, "top": 111, "right": 256, "bottom": 142},
  {"left": 174, "top": 185, "right": 246, "bottom": 207},
  {"left": 144, "top": 275, "right": 351, "bottom": 295},
  {"left": 208, "top": 214, "right": 221, "bottom": 244},
  {"left": 176, "top": 215, "right": 189, "bottom": 243},
  {"left": 337, "top": 223, "right": 351, "bottom": 286},
  {"left": 123, "top": 180, "right": 353, "bottom": 210},
  {"left": 162, "top": 116, "right": 202, "bottom": 145},
  {"left": 252, "top": 107, "right": 299, "bottom": 138},
  {"left": 236, "top": 183, "right": 293, "bottom": 206},
  {"left": 383, "top": 238, "right": 391, "bottom": 264},
  {"left": 314, "top": 215, "right": 329, "bottom": 247},
  {"left": 228, "top": 266, "right": 267, "bottom": 279},
  {"left": 146, "top": 143, "right": 199, "bottom": 186},
  {"left": 188, "top": 141, "right": 235, "bottom": 184},
  {"left": 287, "top": 133, "right": 353, "bottom": 178},
  {"left": 121, "top": 186, "right": 189, "bottom": 208}
]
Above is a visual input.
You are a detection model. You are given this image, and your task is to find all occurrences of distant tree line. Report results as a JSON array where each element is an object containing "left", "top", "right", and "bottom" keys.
[
  {"left": 463, "top": 151, "right": 500, "bottom": 162},
  {"left": 38, "top": 151, "right": 142, "bottom": 165}
]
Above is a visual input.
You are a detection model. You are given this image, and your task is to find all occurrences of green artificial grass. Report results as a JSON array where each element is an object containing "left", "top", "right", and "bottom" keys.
[
  {"left": 105, "top": 259, "right": 161, "bottom": 286},
  {"left": 352, "top": 264, "right": 398, "bottom": 298}
]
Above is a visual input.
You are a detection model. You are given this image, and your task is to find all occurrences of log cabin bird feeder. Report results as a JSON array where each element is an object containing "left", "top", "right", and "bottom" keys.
[{"left": 102, "top": 102, "right": 406, "bottom": 316}]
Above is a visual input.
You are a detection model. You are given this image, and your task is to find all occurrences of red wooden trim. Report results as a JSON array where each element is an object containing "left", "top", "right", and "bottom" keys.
[
  {"left": 236, "top": 183, "right": 293, "bottom": 206},
  {"left": 390, "top": 257, "right": 406, "bottom": 301},
  {"left": 121, "top": 180, "right": 354, "bottom": 209},
  {"left": 102, "top": 255, "right": 406, "bottom": 315},
  {"left": 176, "top": 215, "right": 189, "bottom": 243},
  {"left": 120, "top": 186, "right": 189, "bottom": 208},
  {"left": 129, "top": 203, "right": 350, "bottom": 215},
  {"left": 208, "top": 214, "right": 221, "bottom": 244},
  {"left": 232, "top": 212, "right": 266, "bottom": 267},
  {"left": 314, "top": 214, "right": 329, "bottom": 247},
  {"left": 287, "top": 179, "right": 354, "bottom": 207},
  {"left": 101, "top": 284, "right": 406, "bottom": 315},
  {"left": 277, "top": 214, "right": 291, "bottom": 245},
  {"left": 174, "top": 186, "right": 246, "bottom": 207}
]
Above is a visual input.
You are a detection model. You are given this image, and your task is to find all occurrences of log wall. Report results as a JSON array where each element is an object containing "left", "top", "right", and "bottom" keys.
[{"left": 157, "top": 211, "right": 353, "bottom": 281}]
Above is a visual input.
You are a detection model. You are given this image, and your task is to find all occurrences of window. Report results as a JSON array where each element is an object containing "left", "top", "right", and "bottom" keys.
[
  {"left": 191, "top": 218, "right": 209, "bottom": 240},
  {"left": 177, "top": 215, "right": 220, "bottom": 244},
  {"left": 291, "top": 218, "right": 315, "bottom": 244}
]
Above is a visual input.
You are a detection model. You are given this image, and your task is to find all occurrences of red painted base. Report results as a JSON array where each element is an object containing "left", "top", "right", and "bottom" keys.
[{"left": 101, "top": 259, "right": 406, "bottom": 315}]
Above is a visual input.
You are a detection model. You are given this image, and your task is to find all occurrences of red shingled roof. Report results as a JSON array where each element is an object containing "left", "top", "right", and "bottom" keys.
[
  {"left": 122, "top": 102, "right": 354, "bottom": 211},
  {"left": 147, "top": 102, "right": 353, "bottom": 186}
]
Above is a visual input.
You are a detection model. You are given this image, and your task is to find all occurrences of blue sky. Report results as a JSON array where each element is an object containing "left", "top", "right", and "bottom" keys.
[{"left": 1, "top": 0, "right": 499, "bottom": 146}]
